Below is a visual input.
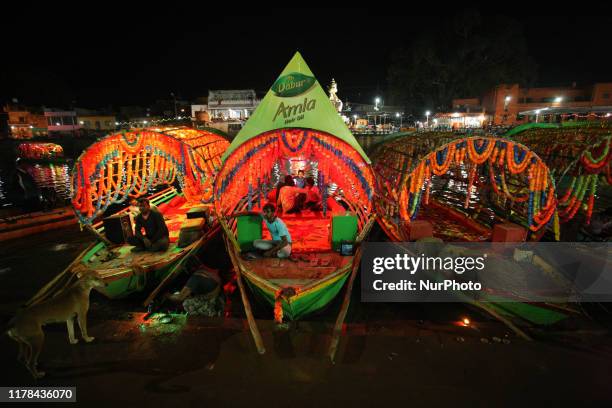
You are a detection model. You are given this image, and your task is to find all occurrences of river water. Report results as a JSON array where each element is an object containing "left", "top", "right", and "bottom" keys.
[{"left": 0, "top": 162, "right": 72, "bottom": 209}]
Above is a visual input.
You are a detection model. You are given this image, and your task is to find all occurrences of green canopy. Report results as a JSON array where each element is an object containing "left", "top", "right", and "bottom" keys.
[{"left": 222, "top": 52, "right": 370, "bottom": 163}]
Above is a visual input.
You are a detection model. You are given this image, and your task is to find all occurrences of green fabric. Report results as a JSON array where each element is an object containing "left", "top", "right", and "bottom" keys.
[
  {"left": 370, "top": 131, "right": 416, "bottom": 150},
  {"left": 236, "top": 215, "right": 262, "bottom": 251},
  {"left": 504, "top": 121, "right": 596, "bottom": 137},
  {"left": 222, "top": 52, "right": 370, "bottom": 163},
  {"left": 246, "top": 273, "right": 350, "bottom": 320},
  {"left": 331, "top": 214, "right": 358, "bottom": 251},
  {"left": 198, "top": 126, "right": 231, "bottom": 140},
  {"left": 486, "top": 297, "right": 568, "bottom": 325}
]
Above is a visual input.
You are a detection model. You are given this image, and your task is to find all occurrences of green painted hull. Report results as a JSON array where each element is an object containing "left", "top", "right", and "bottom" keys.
[{"left": 244, "top": 272, "right": 350, "bottom": 321}]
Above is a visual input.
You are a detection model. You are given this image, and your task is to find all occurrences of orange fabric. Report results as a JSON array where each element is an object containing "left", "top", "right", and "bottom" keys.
[
  {"left": 259, "top": 198, "right": 346, "bottom": 252},
  {"left": 305, "top": 186, "right": 321, "bottom": 203},
  {"left": 277, "top": 186, "right": 306, "bottom": 211}
]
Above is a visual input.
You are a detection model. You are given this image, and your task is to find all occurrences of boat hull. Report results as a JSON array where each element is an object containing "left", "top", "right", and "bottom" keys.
[
  {"left": 244, "top": 268, "right": 351, "bottom": 321},
  {"left": 0, "top": 206, "right": 76, "bottom": 242}
]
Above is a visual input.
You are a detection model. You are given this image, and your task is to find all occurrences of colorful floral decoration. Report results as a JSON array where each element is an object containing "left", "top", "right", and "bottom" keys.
[
  {"left": 510, "top": 124, "right": 612, "bottom": 225},
  {"left": 71, "top": 127, "right": 229, "bottom": 225},
  {"left": 214, "top": 129, "right": 374, "bottom": 220},
  {"left": 18, "top": 143, "right": 64, "bottom": 160},
  {"left": 371, "top": 134, "right": 558, "bottom": 242}
]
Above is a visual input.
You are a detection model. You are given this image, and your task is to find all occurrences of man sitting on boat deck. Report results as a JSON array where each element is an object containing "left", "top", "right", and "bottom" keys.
[
  {"left": 128, "top": 198, "right": 170, "bottom": 252},
  {"left": 254, "top": 203, "right": 292, "bottom": 258},
  {"left": 231, "top": 203, "right": 292, "bottom": 259}
]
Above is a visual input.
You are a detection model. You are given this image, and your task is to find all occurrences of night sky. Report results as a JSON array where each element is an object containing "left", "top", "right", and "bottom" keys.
[{"left": 2, "top": 13, "right": 611, "bottom": 108}]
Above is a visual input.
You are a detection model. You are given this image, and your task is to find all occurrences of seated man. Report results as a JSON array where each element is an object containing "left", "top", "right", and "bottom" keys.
[
  {"left": 294, "top": 169, "right": 306, "bottom": 188},
  {"left": 277, "top": 184, "right": 307, "bottom": 214},
  {"left": 165, "top": 265, "right": 223, "bottom": 316},
  {"left": 166, "top": 265, "right": 221, "bottom": 303},
  {"left": 303, "top": 176, "right": 322, "bottom": 211},
  {"left": 253, "top": 203, "right": 292, "bottom": 258},
  {"left": 127, "top": 198, "right": 169, "bottom": 252}
]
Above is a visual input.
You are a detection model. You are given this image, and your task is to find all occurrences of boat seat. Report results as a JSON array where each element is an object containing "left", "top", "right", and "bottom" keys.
[
  {"left": 178, "top": 218, "right": 205, "bottom": 247},
  {"left": 331, "top": 213, "right": 358, "bottom": 251},
  {"left": 237, "top": 215, "right": 262, "bottom": 251}
]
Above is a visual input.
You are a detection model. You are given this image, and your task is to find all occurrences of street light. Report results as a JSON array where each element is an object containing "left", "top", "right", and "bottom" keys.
[
  {"left": 425, "top": 111, "right": 431, "bottom": 127},
  {"left": 554, "top": 96, "right": 563, "bottom": 103}
]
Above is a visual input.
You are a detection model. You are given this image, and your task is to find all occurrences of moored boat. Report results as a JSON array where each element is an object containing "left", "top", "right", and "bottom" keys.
[
  {"left": 371, "top": 131, "right": 575, "bottom": 334},
  {"left": 213, "top": 52, "right": 377, "bottom": 355},
  {"left": 17, "top": 142, "right": 66, "bottom": 163},
  {"left": 0, "top": 206, "right": 76, "bottom": 242},
  {"left": 26, "top": 128, "right": 229, "bottom": 306}
]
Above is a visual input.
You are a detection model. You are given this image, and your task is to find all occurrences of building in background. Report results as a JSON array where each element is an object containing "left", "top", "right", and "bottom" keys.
[
  {"left": 77, "top": 114, "right": 117, "bottom": 132},
  {"left": 44, "top": 110, "right": 81, "bottom": 136},
  {"left": 432, "top": 98, "right": 488, "bottom": 129},
  {"left": 488, "top": 83, "right": 612, "bottom": 124},
  {"left": 191, "top": 90, "right": 260, "bottom": 136},
  {"left": 435, "top": 83, "right": 612, "bottom": 128},
  {"left": 4, "top": 105, "right": 48, "bottom": 138},
  {"left": 343, "top": 101, "right": 404, "bottom": 134},
  {"left": 206, "top": 90, "right": 259, "bottom": 120}
]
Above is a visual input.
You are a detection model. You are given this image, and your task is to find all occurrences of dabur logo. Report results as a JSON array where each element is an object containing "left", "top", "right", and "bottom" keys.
[{"left": 271, "top": 72, "right": 316, "bottom": 97}]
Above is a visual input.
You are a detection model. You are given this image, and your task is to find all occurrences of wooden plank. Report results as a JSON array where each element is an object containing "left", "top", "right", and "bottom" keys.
[
  {"left": 328, "top": 246, "right": 362, "bottom": 363},
  {"left": 225, "top": 236, "right": 266, "bottom": 354},
  {"left": 25, "top": 242, "right": 96, "bottom": 307}
]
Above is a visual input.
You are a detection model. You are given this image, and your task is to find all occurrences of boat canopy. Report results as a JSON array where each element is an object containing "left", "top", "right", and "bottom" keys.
[
  {"left": 372, "top": 132, "right": 558, "bottom": 240},
  {"left": 508, "top": 122, "right": 612, "bottom": 224},
  {"left": 215, "top": 53, "right": 374, "bottom": 219},
  {"left": 71, "top": 128, "right": 228, "bottom": 224},
  {"left": 146, "top": 126, "right": 229, "bottom": 170},
  {"left": 215, "top": 128, "right": 374, "bottom": 217},
  {"left": 222, "top": 52, "right": 370, "bottom": 163}
]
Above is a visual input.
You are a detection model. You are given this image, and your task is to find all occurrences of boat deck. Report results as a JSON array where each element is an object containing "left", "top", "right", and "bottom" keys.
[
  {"left": 244, "top": 200, "right": 354, "bottom": 286},
  {"left": 243, "top": 251, "right": 352, "bottom": 286},
  {"left": 417, "top": 203, "right": 491, "bottom": 242},
  {"left": 84, "top": 196, "right": 210, "bottom": 279}
]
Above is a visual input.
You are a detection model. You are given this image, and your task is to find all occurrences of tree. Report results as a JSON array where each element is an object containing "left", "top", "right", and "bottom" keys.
[{"left": 387, "top": 12, "right": 537, "bottom": 115}]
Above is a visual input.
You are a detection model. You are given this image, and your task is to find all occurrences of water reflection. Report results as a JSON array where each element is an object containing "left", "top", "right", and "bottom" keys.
[{"left": 0, "top": 162, "right": 72, "bottom": 208}]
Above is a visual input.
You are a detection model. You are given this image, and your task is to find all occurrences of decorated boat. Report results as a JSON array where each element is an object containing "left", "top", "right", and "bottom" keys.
[
  {"left": 17, "top": 142, "right": 65, "bottom": 163},
  {"left": 0, "top": 207, "right": 76, "bottom": 242},
  {"left": 371, "top": 131, "right": 559, "bottom": 242},
  {"left": 506, "top": 122, "right": 612, "bottom": 233},
  {"left": 27, "top": 127, "right": 229, "bottom": 306},
  {"left": 214, "top": 53, "right": 376, "bottom": 355},
  {"left": 371, "top": 131, "right": 575, "bottom": 336}
]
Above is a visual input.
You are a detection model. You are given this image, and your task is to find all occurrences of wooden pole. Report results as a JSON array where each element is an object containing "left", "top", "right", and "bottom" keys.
[
  {"left": 328, "top": 246, "right": 363, "bottom": 363},
  {"left": 83, "top": 223, "right": 114, "bottom": 247},
  {"left": 355, "top": 215, "right": 377, "bottom": 244},
  {"left": 468, "top": 300, "right": 532, "bottom": 341},
  {"left": 225, "top": 236, "right": 266, "bottom": 354},
  {"left": 143, "top": 225, "right": 219, "bottom": 307}
]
